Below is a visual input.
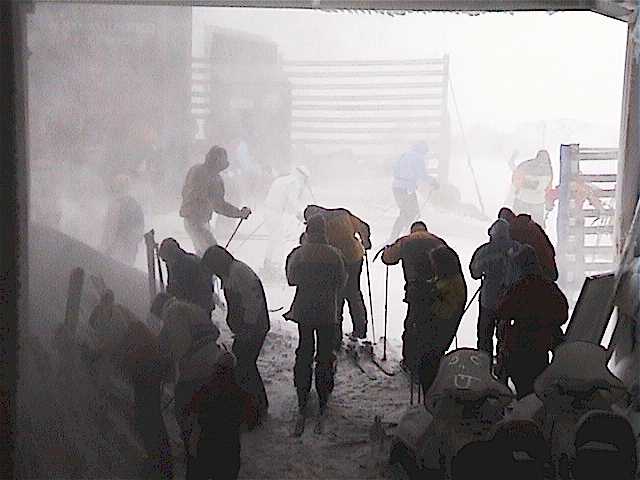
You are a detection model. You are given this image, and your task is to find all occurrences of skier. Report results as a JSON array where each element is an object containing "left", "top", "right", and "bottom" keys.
[
  {"left": 158, "top": 238, "right": 215, "bottom": 317},
  {"left": 179, "top": 145, "right": 252, "bottom": 256},
  {"left": 88, "top": 289, "right": 173, "bottom": 479},
  {"left": 100, "top": 174, "right": 145, "bottom": 266},
  {"left": 382, "top": 220, "right": 447, "bottom": 374},
  {"left": 469, "top": 219, "right": 522, "bottom": 357},
  {"left": 284, "top": 215, "right": 347, "bottom": 430},
  {"left": 496, "top": 245, "right": 569, "bottom": 399},
  {"left": 201, "top": 245, "right": 271, "bottom": 429},
  {"left": 507, "top": 150, "right": 553, "bottom": 226},
  {"left": 389, "top": 142, "right": 439, "bottom": 243},
  {"left": 158, "top": 298, "right": 230, "bottom": 477},
  {"left": 303, "top": 204, "right": 371, "bottom": 345},
  {"left": 261, "top": 165, "right": 312, "bottom": 280},
  {"left": 422, "top": 245, "right": 467, "bottom": 393},
  {"left": 499, "top": 208, "right": 559, "bottom": 281}
]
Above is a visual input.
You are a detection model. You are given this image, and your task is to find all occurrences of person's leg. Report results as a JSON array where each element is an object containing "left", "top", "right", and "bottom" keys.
[
  {"left": 390, "top": 189, "right": 410, "bottom": 241},
  {"left": 335, "top": 278, "right": 348, "bottom": 349},
  {"left": 345, "top": 260, "right": 368, "bottom": 339},
  {"left": 476, "top": 305, "right": 497, "bottom": 356},
  {"left": 184, "top": 218, "right": 217, "bottom": 257},
  {"left": 315, "top": 324, "right": 337, "bottom": 413},
  {"left": 417, "top": 350, "right": 443, "bottom": 398},
  {"left": 509, "top": 350, "right": 549, "bottom": 400},
  {"left": 401, "top": 303, "right": 416, "bottom": 371},
  {"left": 231, "top": 334, "right": 268, "bottom": 427},
  {"left": 294, "top": 324, "right": 315, "bottom": 412}
]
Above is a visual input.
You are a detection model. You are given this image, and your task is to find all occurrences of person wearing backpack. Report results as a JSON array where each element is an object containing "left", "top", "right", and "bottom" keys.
[{"left": 469, "top": 219, "right": 521, "bottom": 357}]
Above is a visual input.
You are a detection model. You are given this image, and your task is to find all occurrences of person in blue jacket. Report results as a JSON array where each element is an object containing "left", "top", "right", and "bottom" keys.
[{"left": 389, "top": 143, "right": 439, "bottom": 243}]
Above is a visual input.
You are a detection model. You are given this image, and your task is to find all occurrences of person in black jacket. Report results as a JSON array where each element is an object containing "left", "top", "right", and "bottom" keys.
[
  {"left": 201, "top": 245, "right": 271, "bottom": 429},
  {"left": 285, "top": 215, "right": 346, "bottom": 420},
  {"left": 158, "top": 238, "right": 214, "bottom": 317}
]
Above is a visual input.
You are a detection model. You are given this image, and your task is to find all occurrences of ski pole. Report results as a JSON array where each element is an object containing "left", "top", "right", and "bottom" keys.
[
  {"left": 383, "top": 264, "right": 389, "bottom": 361},
  {"left": 364, "top": 250, "right": 376, "bottom": 344},
  {"left": 235, "top": 219, "right": 266, "bottom": 251},
  {"left": 225, "top": 217, "right": 245, "bottom": 249},
  {"left": 155, "top": 244, "right": 165, "bottom": 293},
  {"left": 462, "top": 284, "right": 481, "bottom": 317}
]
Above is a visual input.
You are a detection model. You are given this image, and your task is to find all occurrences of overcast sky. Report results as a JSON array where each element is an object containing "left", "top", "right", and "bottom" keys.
[{"left": 194, "top": 8, "right": 628, "bottom": 135}]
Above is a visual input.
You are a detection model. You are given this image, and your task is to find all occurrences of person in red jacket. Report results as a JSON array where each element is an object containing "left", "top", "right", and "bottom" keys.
[
  {"left": 499, "top": 207, "right": 558, "bottom": 281},
  {"left": 496, "top": 245, "right": 569, "bottom": 399}
]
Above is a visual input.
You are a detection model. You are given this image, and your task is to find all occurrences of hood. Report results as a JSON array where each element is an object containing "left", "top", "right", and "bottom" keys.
[
  {"left": 488, "top": 219, "right": 511, "bottom": 241},
  {"left": 303, "top": 204, "right": 326, "bottom": 221},
  {"left": 204, "top": 145, "right": 229, "bottom": 173}
]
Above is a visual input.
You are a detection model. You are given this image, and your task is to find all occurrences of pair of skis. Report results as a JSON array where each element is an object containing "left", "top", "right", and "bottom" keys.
[{"left": 344, "top": 337, "right": 397, "bottom": 379}]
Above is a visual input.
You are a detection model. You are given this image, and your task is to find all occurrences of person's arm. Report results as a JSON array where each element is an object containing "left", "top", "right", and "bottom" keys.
[
  {"left": 350, "top": 214, "right": 372, "bottom": 250},
  {"left": 381, "top": 237, "right": 405, "bottom": 265},
  {"left": 285, "top": 248, "right": 300, "bottom": 287},
  {"left": 209, "top": 177, "right": 248, "bottom": 219},
  {"left": 469, "top": 244, "right": 487, "bottom": 280}
]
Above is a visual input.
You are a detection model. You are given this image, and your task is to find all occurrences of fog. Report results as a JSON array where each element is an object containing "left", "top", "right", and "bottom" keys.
[{"left": 27, "top": 4, "right": 627, "bottom": 348}]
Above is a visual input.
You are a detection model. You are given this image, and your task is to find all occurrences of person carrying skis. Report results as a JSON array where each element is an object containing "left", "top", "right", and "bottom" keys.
[
  {"left": 179, "top": 145, "right": 252, "bottom": 256},
  {"left": 261, "top": 165, "right": 313, "bottom": 280},
  {"left": 158, "top": 238, "right": 215, "bottom": 317},
  {"left": 389, "top": 142, "right": 439, "bottom": 243},
  {"left": 499, "top": 208, "right": 559, "bottom": 281},
  {"left": 100, "top": 174, "right": 145, "bottom": 266},
  {"left": 506, "top": 150, "right": 553, "bottom": 227},
  {"left": 469, "top": 219, "right": 521, "bottom": 357},
  {"left": 420, "top": 245, "right": 468, "bottom": 393},
  {"left": 303, "top": 204, "right": 371, "bottom": 346},
  {"left": 157, "top": 297, "right": 241, "bottom": 479},
  {"left": 201, "top": 245, "right": 271, "bottom": 428},
  {"left": 382, "top": 220, "right": 447, "bottom": 375},
  {"left": 284, "top": 215, "right": 347, "bottom": 429},
  {"left": 495, "top": 245, "right": 569, "bottom": 399},
  {"left": 88, "top": 289, "right": 173, "bottom": 479}
]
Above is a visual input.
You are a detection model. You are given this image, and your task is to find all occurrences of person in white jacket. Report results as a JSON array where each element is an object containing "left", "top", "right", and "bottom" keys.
[
  {"left": 506, "top": 150, "right": 553, "bottom": 227},
  {"left": 261, "top": 165, "right": 312, "bottom": 278}
]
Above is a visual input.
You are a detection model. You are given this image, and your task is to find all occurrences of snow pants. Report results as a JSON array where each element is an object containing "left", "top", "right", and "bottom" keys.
[
  {"left": 505, "top": 349, "right": 549, "bottom": 400},
  {"left": 232, "top": 333, "right": 269, "bottom": 427},
  {"left": 390, "top": 188, "right": 420, "bottom": 241},
  {"left": 336, "top": 259, "right": 368, "bottom": 345},
  {"left": 133, "top": 362, "right": 174, "bottom": 479},
  {"left": 294, "top": 323, "right": 336, "bottom": 412},
  {"left": 477, "top": 306, "right": 499, "bottom": 356},
  {"left": 184, "top": 218, "right": 217, "bottom": 257},
  {"left": 403, "top": 300, "right": 444, "bottom": 395}
]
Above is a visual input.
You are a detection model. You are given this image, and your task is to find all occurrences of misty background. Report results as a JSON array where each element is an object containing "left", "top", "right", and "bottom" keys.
[{"left": 26, "top": 5, "right": 627, "bottom": 347}]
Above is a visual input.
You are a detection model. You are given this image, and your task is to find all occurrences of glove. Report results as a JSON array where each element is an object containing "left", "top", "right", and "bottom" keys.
[{"left": 240, "top": 207, "right": 252, "bottom": 220}]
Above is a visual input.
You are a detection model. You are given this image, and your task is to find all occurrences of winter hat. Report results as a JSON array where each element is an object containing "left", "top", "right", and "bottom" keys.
[
  {"left": 498, "top": 207, "right": 516, "bottom": 223},
  {"left": 305, "top": 215, "right": 327, "bottom": 243},
  {"left": 303, "top": 204, "right": 325, "bottom": 221},
  {"left": 431, "top": 245, "right": 461, "bottom": 279},
  {"left": 488, "top": 219, "right": 510, "bottom": 240},
  {"left": 201, "top": 245, "right": 235, "bottom": 277},
  {"left": 111, "top": 174, "right": 131, "bottom": 195},
  {"left": 410, "top": 221, "right": 428, "bottom": 233},
  {"left": 412, "top": 142, "right": 429, "bottom": 155},
  {"left": 204, "top": 145, "right": 229, "bottom": 172},
  {"left": 158, "top": 238, "right": 181, "bottom": 262}
]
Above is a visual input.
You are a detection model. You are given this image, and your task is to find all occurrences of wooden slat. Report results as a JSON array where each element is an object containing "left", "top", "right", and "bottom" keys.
[
  {"left": 582, "top": 245, "right": 617, "bottom": 253},
  {"left": 583, "top": 225, "right": 615, "bottom": 234},
  {"left": 286, "top": 70, "right": 446, "bottom": 78},
  {"left": 291, "top": 81, "right": 446, "bottom": 90},
  {"left": 291, "top": 104, "right": 442, "bottom": 112},
  {"left": 292, "top": 137, "right": 436, "bottom": 145},
  {"left": 283, "top": 59, "right": 446, "bottom": 67},
  {"left": 292, "top": 115, "right": 442, "bottom": 123},
  {"left": 579, "top": 151, "right": 619, "bottom": 161},
  {"left": 292, "top": 125, "right": 437, "bottom": 134},
  {"left": 580, "top": 174, "right": 617, "bottom": 183},
  {"left": 584, "top": 263, "right": 616, "bottom": 271},
  {"left": 292, "top": 93, "right": 445, "bottom": 101}
]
